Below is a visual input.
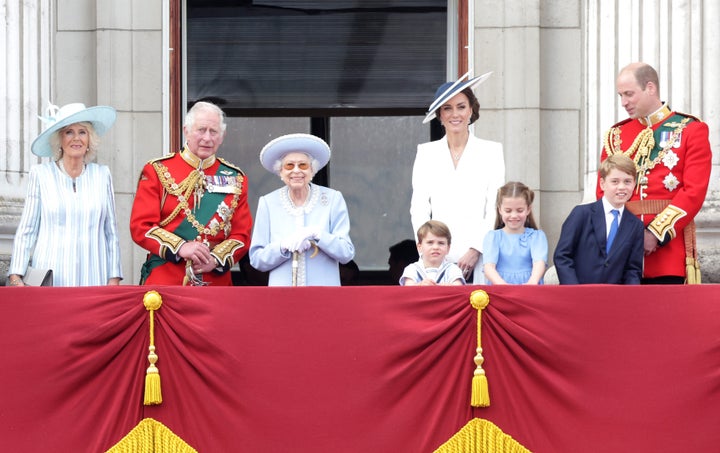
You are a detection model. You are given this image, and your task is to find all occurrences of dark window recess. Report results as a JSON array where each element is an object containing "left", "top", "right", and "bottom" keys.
[{"left": 187, "top": 0, "right": 446, "bottom": 116}]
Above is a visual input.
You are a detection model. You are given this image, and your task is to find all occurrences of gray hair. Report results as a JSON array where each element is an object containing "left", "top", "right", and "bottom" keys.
[
  {"left": 49, "top": 121, "right": 100, "bottom": 163},
  {"left": 272, "top": 153, "right": 320, "bottom": 177},
  {"left": 185, "top": 101, "right": 227, "bottom": 134}
]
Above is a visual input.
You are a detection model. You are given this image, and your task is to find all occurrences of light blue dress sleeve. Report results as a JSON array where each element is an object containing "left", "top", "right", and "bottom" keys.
[
  {"left": 8, "top": 166, "right": 42, "bottom": 276},
  {"left": 530, "top": 229, "right": 549, "bottom": 264},
  {"left": 482, "top": 230, "right": 500, "bottom": 265},
  {"left": 249, "top": 194, "right": 292, "bottom": 272},
  {"left": 102, "top": 166, "right": 123, "bottom": 280}
]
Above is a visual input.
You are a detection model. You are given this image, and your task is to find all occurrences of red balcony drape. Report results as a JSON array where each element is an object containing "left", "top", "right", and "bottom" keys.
[{"left": 1, "top": 285, "right": 719, "bottom": 452}]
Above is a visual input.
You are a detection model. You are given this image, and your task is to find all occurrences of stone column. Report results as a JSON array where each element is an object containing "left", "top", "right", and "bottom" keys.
[
  {"left": 473, "top": 0, "right": 584, "bottom": 266},
  {"left": 0, "top": 0, "right": 53, "bottom": 282}
]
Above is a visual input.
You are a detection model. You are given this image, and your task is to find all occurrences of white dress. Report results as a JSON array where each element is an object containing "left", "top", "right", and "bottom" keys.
[
  {"left": 9, "top": 161, "right": 123, "bottom": 286},
  {"left": 410, "top": 134, "right": 505, "bottom": 283}
]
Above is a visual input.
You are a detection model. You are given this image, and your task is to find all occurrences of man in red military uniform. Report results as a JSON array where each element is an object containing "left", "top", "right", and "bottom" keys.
[
  {"left": 131, "top": 101, "right": 252, "bottom": 285},
  {"left": 597, "top": 62, "right": 712, "bottom": 284}
]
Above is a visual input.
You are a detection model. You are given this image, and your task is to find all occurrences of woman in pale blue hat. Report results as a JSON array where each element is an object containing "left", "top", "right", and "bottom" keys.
[
  {"left": 410, "top": 72, "right": 505, "bottom": 284},
  {"left": 7, "top": 103, "right": 123, "bottom": 286},
  {"left": 249, "top": 133, "right": 355, "bottom": 286}
]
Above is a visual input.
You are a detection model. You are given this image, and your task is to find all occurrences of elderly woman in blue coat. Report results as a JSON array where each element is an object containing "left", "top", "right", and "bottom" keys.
[{"left": 249, "top": 133, "right": 355, "bottom": 286}]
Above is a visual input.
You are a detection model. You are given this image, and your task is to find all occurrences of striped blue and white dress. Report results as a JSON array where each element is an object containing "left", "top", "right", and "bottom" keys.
[{"left": 9, "top": 161, "right": 123, "bottom": 286}]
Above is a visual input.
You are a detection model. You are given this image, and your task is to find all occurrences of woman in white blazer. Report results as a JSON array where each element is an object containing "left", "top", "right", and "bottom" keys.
[{"left": 410, "top": 72, "right": 505, "bottom": 283}]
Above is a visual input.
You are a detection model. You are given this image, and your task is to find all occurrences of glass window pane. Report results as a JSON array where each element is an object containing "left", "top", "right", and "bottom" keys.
[
  {"left": 330, "top": 116, "right": 428, "bottom": 269},
  {"left": 223, "top": 117, "right": 309, "bottom": 218},
  {"left": 187, "top": 1, "right": 446, "bottom": 111}
]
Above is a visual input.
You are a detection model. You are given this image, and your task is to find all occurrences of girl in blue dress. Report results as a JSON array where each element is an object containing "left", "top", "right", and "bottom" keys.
[{"left": 482, "top": 182, "right": 548, "bottom": 285}]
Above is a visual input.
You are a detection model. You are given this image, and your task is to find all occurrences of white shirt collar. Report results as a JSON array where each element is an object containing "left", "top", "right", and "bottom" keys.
[{"left": 601, "top": 197, "right": 624, "bottom": 217}]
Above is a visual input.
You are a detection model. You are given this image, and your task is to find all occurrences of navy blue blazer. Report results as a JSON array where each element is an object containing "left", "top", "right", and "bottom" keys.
[{"left": 553, "top": 200, "right": 644, "bottom": 284}]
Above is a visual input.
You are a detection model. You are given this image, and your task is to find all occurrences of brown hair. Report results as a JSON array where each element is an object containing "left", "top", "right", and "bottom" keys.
[
  {"left": 462, "top": 87, "right": 481, "bottom": 124},
  {"left": 433, "top": 87, "right": 480, "bottom": 125},
  {"left": 416, "top": 220, "right": 452, "bottom": 245},
  {"left": 632, "top": 63, "right": 660, "bottom": 93},
  {"left": 599, "top": 154, "right": 636, "bottom": 179},
  {"left": 493, "top": 181, "right": 539, "bottom": 230}
]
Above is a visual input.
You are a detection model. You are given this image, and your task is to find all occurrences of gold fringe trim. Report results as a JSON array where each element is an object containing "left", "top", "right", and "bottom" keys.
[
  {"left": 433, "top": 418, "right": 531, "bottom": 453},
  {"left": 686, "top": 257, "right": 701, "bottom": 284},
  {"left": 106, "top": 418, "right": 197, "bottom": 453},
  {"left": 470, "top": 290, "right": 490, "bottom": 407},
  {"left": 143, "top": 291, "right": 163, "bottom": 405},
  {"left": 684, "top": 221, "right": 701, "bottom": 284}
]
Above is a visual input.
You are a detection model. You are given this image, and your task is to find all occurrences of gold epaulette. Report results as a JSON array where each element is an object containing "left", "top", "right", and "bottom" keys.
[
  {"left": 674, "top": 111, "right": 702, "bottom": 123},
  {"left": 609, "top": 117, "right": 633, "bottom": 129},
  {"left": 218, "top": 157, "right": 246, "bottom": 176},
  {"left": 146, "top": 153, "right": 176, "bottom": 165}
]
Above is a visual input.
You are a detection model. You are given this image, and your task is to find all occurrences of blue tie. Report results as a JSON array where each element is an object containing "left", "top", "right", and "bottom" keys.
[{"left": 606, "top": 209, "right": 619, "bottom": 253}]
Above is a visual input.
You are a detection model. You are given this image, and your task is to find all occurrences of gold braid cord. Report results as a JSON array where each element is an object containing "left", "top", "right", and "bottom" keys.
[
  {"left": 470, "top": 290, "right": 490, "bottom": 407},
  {"left": 152, "top": 161, "right": 203, "bottom": 228},
  {"left": 152, "top": 161, "right": 242, "bottom": 238},
  {"left": 603, "top": 126, "right": 654, "bottom": 174},
  {"left": 143, "top": 291, "right": 163, "bottom": 405},
  {"left": 105, "top": 418, "right": 197, "bottom": 453},
  {"left": 433, "top": 418, "right": 530, "bottom": 453},
  {"left": 685, "top": 221, "right": 701, "bottom": 284}
]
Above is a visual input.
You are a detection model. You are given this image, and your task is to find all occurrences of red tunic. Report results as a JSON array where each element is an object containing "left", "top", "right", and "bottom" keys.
[
  {"left": 596, "top": 106, "right": 711, "bottom": 279},
  {"left": 130, "top": 149, "right": 252, "bottom": 285}
]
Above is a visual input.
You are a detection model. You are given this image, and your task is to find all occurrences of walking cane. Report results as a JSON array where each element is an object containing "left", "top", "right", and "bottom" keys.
[
  {"left": 291, "top": 242, "right": 318, "bottom": 287},
  {"left": 292, "top": 251, "right": 299, "bottom": 286}
]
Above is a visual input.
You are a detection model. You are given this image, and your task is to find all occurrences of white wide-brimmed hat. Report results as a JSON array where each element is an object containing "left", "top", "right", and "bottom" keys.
[
  {"left": 31, "top": 103, "right": 117, "bottom": 157},
  {"left": 259, "top": 133, "right": 331, "bottom": 173},
  {"left": 422, "top": 71, "right": 493, "bottom": 124}
]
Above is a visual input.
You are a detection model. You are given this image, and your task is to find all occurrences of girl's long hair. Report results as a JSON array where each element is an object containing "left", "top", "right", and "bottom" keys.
[{"left": 493, "top": 181, "right": 539, "bottom": 230}]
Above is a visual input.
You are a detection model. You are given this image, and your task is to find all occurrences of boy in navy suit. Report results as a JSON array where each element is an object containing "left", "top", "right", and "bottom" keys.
[{"left": 554, "top": 154, "right": 644, "bottom": 284}]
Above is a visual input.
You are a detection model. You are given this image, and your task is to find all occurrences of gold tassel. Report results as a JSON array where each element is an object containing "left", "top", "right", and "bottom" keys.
[
  {"left": 143, "top": 290, "right": 163, "bottom": 405},
  {"left": 471, "top": 366, "right": 489, "bottom": 407},
  {"left": 686, "top": 258, "right": 696, "bottom": 284},
  {"left": 470, "top": 290, "right": 490, "bottom": 407},
  {"left": 686, "top": 257, "right": 702, "bottom": 285}
]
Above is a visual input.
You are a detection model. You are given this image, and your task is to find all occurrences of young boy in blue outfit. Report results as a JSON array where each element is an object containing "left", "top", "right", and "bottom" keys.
[
  {"left": 400, "top": 220, "right": 465, "bottom": 286},
  {"left": 554, "top": 154, "right": 644, "bottom": 284}
]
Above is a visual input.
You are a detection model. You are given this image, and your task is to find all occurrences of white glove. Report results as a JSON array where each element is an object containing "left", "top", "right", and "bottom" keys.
[
  {"left": 281, "top": 226, "right": 321, "bottom": 253},
  {"left": 280, "top": 236, "right": 295, "bottom": 253},
  {"left": 292, "top": 238, "right": 312, "bottom": 253},
  {"left": 281, "top": 234, "right": 313, "bottom": 253},
  {"left": 296, "top": 225, "right": 320, "bottom": 241}
]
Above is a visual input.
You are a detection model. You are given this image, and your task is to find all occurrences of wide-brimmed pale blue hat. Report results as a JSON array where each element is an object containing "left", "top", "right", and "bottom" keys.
[
  {"left": 259, "top": 133, "right": 331, "bottom": 173},
  {"left": 422, "top": 71, "right": 493, "bottom": 124},
  {"left": 31, "top": 103, "right": 117, "bottom": 157}
]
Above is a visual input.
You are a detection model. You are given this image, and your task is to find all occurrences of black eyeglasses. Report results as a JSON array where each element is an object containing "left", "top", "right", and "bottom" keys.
[{"left": 283, "top": 162, "right": 310, "bottom": 171}]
